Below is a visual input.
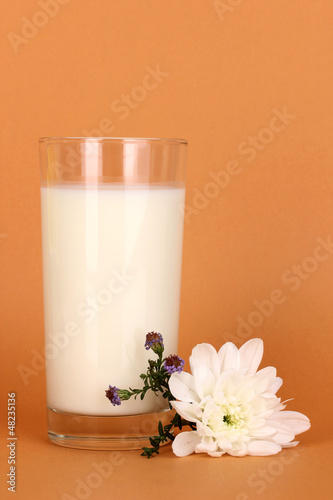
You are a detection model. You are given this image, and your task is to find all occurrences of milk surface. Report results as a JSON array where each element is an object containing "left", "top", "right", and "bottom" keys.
[{"left": 41, "top": 185, "right": 185, "bottom": 415}]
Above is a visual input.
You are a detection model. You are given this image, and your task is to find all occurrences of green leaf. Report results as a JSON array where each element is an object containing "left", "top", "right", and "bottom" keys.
[
  {"left": 155, "top": 382, "right": 163, "bottom": 392},
  {"left": 165, "top": 431, "right": 174, "bottom": 441},
  {"left": 149, "top": 437, "right": 158, "bottom": 448}
]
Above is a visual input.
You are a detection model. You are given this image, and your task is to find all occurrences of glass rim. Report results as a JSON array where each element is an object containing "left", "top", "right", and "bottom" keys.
[{"left": 39, "top": 136, "right": 188, "bottom": 146}]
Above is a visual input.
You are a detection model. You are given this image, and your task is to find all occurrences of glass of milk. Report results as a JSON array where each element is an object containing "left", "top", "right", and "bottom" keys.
[{"left": 39, "top": 137, "right": 187, "bottom": 449}]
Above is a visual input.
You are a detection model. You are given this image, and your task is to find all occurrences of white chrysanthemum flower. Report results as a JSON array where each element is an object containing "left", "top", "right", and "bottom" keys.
[{"left": 169, "top": 339, "right": 310, "bottom": 457}]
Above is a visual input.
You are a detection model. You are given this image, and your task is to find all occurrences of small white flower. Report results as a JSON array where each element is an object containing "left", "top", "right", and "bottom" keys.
[{"left": 169, "top": 339, "right": 310, "bottom": 457}]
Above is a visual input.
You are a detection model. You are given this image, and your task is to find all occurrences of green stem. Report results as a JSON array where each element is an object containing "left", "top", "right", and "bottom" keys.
[{"left": 114, "top": 344, "right": 196, "bottom": 458}]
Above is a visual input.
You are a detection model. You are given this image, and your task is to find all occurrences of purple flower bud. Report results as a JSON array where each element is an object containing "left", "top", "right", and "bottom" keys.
[
  {"left": 163, "top": 355, "right": 185, "bottom": 374},
  {"left": 105, "top": 385, "right": 121, "bottom": 406},
  {"left": 144, "top": 332, "right": 164, "bottom": 353}
]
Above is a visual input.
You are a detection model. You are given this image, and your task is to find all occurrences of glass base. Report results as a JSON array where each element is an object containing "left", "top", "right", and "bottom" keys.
[{"left": 47, "top": 407, "right": 174, "bottom": 450}]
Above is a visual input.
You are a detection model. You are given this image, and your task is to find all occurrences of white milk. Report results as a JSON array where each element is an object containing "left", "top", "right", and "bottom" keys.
[{"left": 41, "top": 185, "right": 185, "bottom": 415}]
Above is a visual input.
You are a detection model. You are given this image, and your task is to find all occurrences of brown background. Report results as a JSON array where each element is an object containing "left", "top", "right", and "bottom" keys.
[{"left": 1, "top": 1, "right": 333, "bottom": 499}]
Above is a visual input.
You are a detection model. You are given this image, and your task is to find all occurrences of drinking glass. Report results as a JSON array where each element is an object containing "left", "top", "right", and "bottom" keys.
[{"left": 39, "top": 137, "right": 187, "bottom": 449}]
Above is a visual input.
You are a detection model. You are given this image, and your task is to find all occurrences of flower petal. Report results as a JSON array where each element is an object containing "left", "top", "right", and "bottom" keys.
[
  {"left": 282, "top": 441, "right": 299, "bottom": 448},
  {"left": 208, "top": 451, "right": 224, "bottom": 457},
  {"left": 228, "top": 442, "right": 248, "bottom": 457},
  {"left": 248, "top": 418, "right": 267, "bottom": 430},
  {"left": 256, "top": 366, "right": 276, "bottom": 382},
  {"left": 189, "top": 343, "right": 220, "bottom": 379},
  {"left": 234, "top": 374, "right": 270, "bottom": 402},
  {"left": 239, "top": 338, "right": 263, "bottom": 375},
  {"left": 172, "top": 431, "right": 201, "bottom": 457},
  {"left": 258, "top": 393, "right": 281, "bottom": 410},
  {"left": 255, "top": 409, "right": 275, "bottom": 420},
  {"left": 270, "top": 411, "right": 310, "bottom": 435},
  {"left": 171, "top": 401, "right": 201, "bottom": 423},
  {"left": 217, "top": 438, "right": 233, "bottom": 452},
  {"left": 249, "top": 396, "right": 272, "bottom": 415},
  {"left": 169, "top": 371, "right": 200, "bottom": 403},
  {"left": 193, "top": 366, "right": 215, "bottom": 399},
  {"left": 247, "top": 440, "right": 282, "bottom": 456},
  {"left": 249, "top": 425, "right": 277, "bottom": 438},
  {"left": 270, "top": 424, "right": 295, "bottom": 445},
  {"left": 218, "top": 342, "right": 240, "bottom": 372},
  {"left": 195, "top": 439, "right": 218, "bottom": 454},
  {"left": 268, "top": 377, "right": 283, "bottom": 395}
]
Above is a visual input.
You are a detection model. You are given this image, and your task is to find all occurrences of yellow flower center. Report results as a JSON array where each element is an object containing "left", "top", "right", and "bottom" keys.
[
  {"left": 207, "top": 402, "right": 245, "bottom": 433},
  {"left": 199, "top": 394, "right": 252, "bottom": 437}
]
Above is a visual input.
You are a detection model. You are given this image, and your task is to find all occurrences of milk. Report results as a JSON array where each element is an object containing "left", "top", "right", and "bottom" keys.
[{"left": 41, "top": 185, "right": 185, "bottom": 416}]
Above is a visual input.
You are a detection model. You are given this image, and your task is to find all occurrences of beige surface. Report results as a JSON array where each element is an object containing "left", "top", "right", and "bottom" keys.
[
  {"left": 1, "top": 1, "right": 333, "bottom": 498},
  {"left": 0, "top": 421, "right": 332, "bottom": 500}
]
